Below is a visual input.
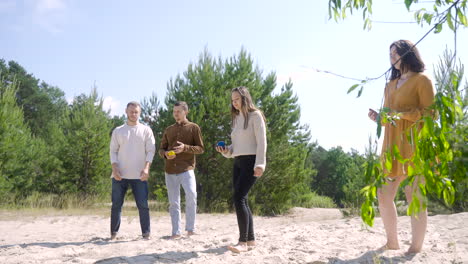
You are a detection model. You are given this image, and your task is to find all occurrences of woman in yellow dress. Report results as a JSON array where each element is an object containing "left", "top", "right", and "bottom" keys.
[{"left": 368, "top": 40, "right": 435, "bottom": 253}]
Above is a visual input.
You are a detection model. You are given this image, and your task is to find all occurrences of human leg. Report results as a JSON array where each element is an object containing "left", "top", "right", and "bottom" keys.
[
  {"left": 181, "top": 170, "right": 197, "bottom": 234},
  {"left": 130, "top": 179, "right": 151, "bottom": 237},
  {"left": 404, "top": 176, "right": 427, "bottom": 253},
  {"left": 111, "top": 179, "right": 129, "bottom": 237},
  {"left": 165, "top": 173, "right": 182, "bottom": 236},
  {"left": 377, "top": 177, "right": 403, "bottom": 249}
]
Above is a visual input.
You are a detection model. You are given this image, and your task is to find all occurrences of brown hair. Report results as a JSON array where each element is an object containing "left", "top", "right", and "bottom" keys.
[
  {"left": 231, "top": 86, "right": 266, "bottom": 129},
  {"left": 389, "top": 40, "right": 425, "bottom": 81},
  {"left": 126, "top": 101, "right": 141, "bottom": 109},
  {"left": 174, "top": 101, "right": 189, "bottom": 112}
]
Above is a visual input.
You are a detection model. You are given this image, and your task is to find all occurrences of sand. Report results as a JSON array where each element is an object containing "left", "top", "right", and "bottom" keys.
[{"left": 0, "top": 207, "right": 466, "bottom": 264}]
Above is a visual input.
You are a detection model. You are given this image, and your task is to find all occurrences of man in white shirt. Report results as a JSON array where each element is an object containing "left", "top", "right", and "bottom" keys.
[{"left": 109, "top": 101, "right": 156, "bottom": 240}]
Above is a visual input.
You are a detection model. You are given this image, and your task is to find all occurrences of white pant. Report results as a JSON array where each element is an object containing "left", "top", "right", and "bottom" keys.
[{"left": 165, "top": 170, "right": 197, "bottom": 235}]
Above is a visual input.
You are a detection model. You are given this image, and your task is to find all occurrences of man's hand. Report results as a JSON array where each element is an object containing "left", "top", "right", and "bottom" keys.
[
  {"left": 165, "top": 151, "right": 176, "bottom": 159},
  {"left": 253, "top": 167, "right": 264, "bottom": 177},
  {"left": 173, "top": 141, "right": 185, "bottom": 154},
  {"left": 140, "top": 168, "right": 149, "bottom": 181},
  {"left": 112, "top": 164, "right": 122, "bottom": 181}
]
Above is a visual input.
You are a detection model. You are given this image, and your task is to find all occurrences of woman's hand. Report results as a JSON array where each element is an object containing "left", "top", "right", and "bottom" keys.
[
  {"left": 253, "top": 167, "right": 264, "bottom": 177},
  {"left": 368, "top": 108, "right": 378, "bottom": 122},
  {"left": 215, "top": 146, "right": 229, "bottom": 154}
]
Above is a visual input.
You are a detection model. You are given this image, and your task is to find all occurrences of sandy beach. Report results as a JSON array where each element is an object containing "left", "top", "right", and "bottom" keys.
[{"left": 0, "top": 207, "right": 466, "bottom": 264}]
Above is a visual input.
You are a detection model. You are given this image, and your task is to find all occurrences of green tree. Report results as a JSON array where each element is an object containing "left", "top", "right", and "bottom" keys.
[
  {"left": 0, "top": 76, "right": 57, "bottom": 198},
  {"left": 342, "top": 149, "right": 367, "bottom": 208},
  {"left": 427, "top": 50, "right": 467, "bottom": 212},
  {"left": 59, "top": 88, "right": 112, "bottom": 195},
  {"left": 0, "top": 60, "right": 68, "bottom": 138},
  {"left": 309, "top": 146, "right": 366, "bottom": 207}
]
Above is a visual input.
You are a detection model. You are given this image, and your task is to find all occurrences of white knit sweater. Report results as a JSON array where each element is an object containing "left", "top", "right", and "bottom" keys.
[
  {"left": 110, "top": 123, "right": 156, "bottom": 179},
  {"left": 222, "top": 110, "right": 267, "bottom": 170}
]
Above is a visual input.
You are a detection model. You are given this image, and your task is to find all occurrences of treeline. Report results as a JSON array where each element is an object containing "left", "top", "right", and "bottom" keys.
[
  {"left": 1, "top": 60, "right": 113, "bottom": 207},
  {"left": 2, "top": 49, "right": 462, "bottom": 215}
]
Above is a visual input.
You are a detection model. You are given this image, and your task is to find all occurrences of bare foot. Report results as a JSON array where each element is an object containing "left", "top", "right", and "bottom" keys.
[
  {"left": 406, "top": 246, "right": 422, "bottom": 254},
  {"left": 380, "top": 243, "right": 400, "bottom": 250},
  {"left": 247, "top": 240, "right": 256, "bottom": 250},
  {"left": 170, "top": 234, "right": 182, "bottom": 240},
  {"left": 227, "top": 243, "right": 248, "bottom": 253}
]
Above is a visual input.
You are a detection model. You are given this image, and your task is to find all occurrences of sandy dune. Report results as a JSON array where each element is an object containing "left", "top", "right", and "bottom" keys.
[{"left": 0, "top": 208, "right": 466, "bottom": 264}]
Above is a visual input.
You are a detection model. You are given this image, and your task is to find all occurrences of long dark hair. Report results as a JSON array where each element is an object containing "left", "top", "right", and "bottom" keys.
[
  {"left": 230, "top": 86, "right": 266, "bottom": 129},
  {"left": 389, "top": 40, "right": 425, "bottom": 81}
]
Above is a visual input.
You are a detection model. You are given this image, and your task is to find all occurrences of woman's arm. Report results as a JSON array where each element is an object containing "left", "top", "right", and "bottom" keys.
[{"left": 252, "top": 111, "right": 267, "bottom": 171}]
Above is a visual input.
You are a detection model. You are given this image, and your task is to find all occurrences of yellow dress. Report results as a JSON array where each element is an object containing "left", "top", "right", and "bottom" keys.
[{"left": 381, "top": 73, "right": 435, "bottom": 177}]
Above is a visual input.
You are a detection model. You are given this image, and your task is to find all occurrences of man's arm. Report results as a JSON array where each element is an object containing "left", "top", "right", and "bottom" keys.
[
  {"left": 183, "top": 125, "right": 204, "bottom": 154},
  {"left": 158, "top": 129, "right": 169, "bottom": 158},
  {"left": 110, "top": 130, "right": 122, "bottom": 180},
  {"left": 145, "top": 127, "right": 156, "bottom": 162}
]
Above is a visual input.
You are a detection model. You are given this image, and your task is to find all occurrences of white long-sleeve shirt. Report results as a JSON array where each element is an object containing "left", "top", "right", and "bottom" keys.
[
  {"left": 222, "top": 110, "right": 267, "bottom": 170},
  {"left": 110, "top": 123, "right": 156, "bottom": 179}
]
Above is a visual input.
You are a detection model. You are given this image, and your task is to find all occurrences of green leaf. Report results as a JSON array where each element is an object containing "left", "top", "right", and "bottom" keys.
[
  {"left": 360, "top": 185, "right": 370, "bottom": 194},
  {"left": 367, "top": 0, "right": 373, "bottom": 14},
  {"left": 371, "top": 186, "right": 377, "bottom": 199},
  {"left": 442, "top": 187, "right": 453, "bottom": 206},
  {"left": 435, "top": 23, "right": 443, "bottom": 33},
  {"left": 359, "top": 0, "right": 365, "bottom": 8},
  {"left": 347, "top": 84, "right": 359, "bottom": 94},
  {"left": 457, "top": 8, "right": 468, "bottom": 26},
  {"left": 357, "top": 86, "right": 363, "bottom": 97},
  {"left": 392, "top": 144, "right": 405, "bottom": 163},
  {"left": 447, "top": 12, "right": 455, "bottom": 31},
  {"left": 361, "top": 201, "right": 375, "bottom": 226},
  {"left": 423, "top": 13, "right": 433, "bottom": 25},
  {"left": 415, "top": 10, "right": 424, "bottom": 24},
  {"left": 385, "top": 153, "right": 392, "bottom": 172},
  {"left": 404, "top": 0, "right": 413, "bottom": 10},
  {"left": 408, "top": 165, "right": 415, "bottom": 176},
  {"left": 363, "top": 18, "right": 369, "bottom": 30}
]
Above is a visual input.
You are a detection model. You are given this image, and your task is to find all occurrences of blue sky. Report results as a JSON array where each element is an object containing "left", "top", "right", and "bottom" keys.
[{"left": 1, "top": 0, "right": 466, "bottom": 153}]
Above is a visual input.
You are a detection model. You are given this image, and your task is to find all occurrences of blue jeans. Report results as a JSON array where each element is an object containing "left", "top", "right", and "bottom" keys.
[
  {"left": 165, "top": 170, "right": 197, "bottom": 236},
  {"left": 110, "top": 178, "right": 150, "bottom": 235}
]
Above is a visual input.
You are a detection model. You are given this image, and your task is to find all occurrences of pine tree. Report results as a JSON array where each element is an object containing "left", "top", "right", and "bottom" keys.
[
  {"left": 0, "top": 77, "right": 38, "bottom": 196},
  {"left": 60, "top": 88, "right": 111, "bottom": 195}
]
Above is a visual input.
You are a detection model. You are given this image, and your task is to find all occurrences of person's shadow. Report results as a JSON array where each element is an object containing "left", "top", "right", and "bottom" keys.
[
  {"left": 95, "top": 246, "right": 229, "bottom": 264},
  {"left": 0, "top": 237, "right": 127, "bottom": 249},
  {"left": 325, "top": 249, "right": 416, "bottom": 264}
]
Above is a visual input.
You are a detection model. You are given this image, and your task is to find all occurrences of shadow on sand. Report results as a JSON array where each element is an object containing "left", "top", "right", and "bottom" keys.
[
  {"left": 0, "top": 236, "right": 130, "bottom": 249},
  {"left": 95, "top": 246, "right": 229, "bottom": 264},
  {"left": 326, "top": 249, "right": 416, "bottom": 264}
]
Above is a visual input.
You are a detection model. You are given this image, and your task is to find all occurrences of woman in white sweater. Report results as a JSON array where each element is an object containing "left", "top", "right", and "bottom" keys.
[{"left": 215, "top": 86, "right": 267, "bottom": 253}]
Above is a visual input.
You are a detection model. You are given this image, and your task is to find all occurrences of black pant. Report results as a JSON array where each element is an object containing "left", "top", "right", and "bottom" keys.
[{"left": 233, "top": 155, "right": 257, "bottom": 242}]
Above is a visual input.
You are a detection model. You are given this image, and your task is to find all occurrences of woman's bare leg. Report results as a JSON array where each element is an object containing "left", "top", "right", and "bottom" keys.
[
  {"left": 404, "top": 177, "right": 427, "bottom": 253},
  {"left": 378, "top": 177, "right": 403, "bottom": 250}
]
